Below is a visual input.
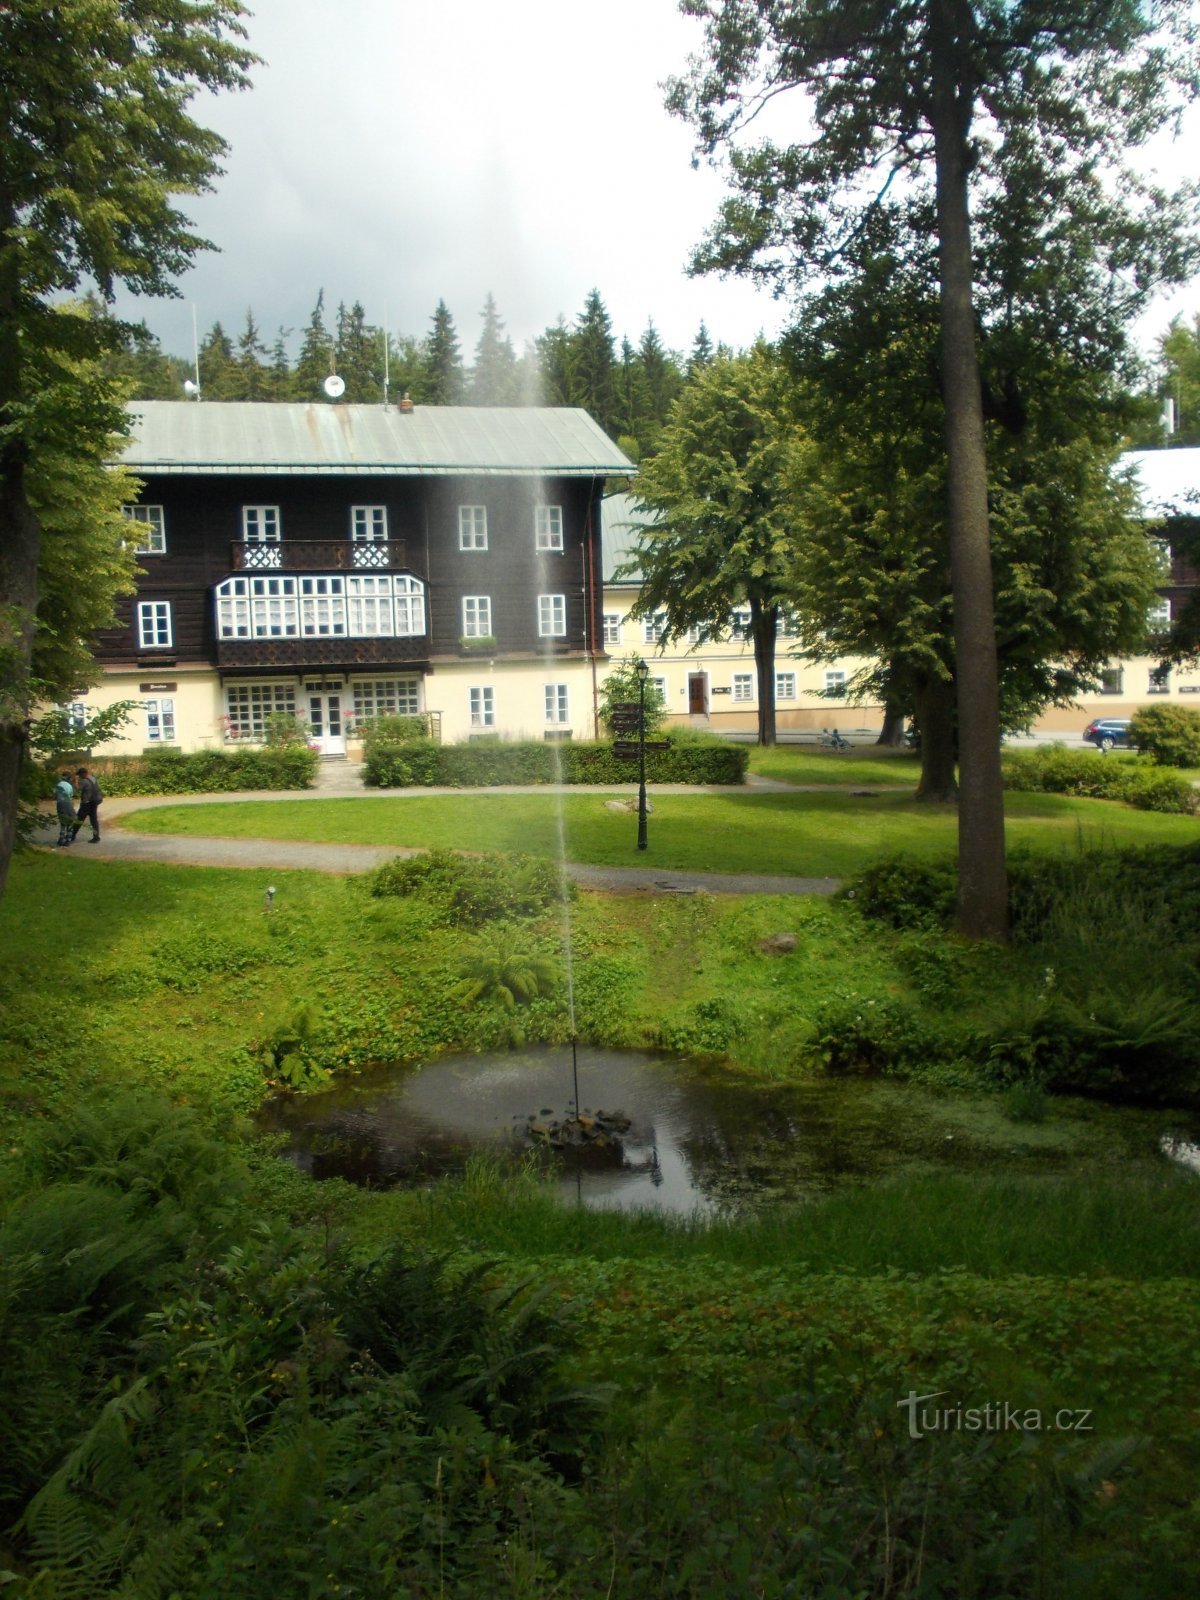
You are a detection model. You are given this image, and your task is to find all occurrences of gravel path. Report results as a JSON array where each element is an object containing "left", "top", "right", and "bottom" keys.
[{"left": 30, "top": 768, "right": 846, "bottom": 897}]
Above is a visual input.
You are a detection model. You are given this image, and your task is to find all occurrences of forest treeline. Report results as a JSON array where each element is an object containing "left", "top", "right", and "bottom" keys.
[{"left": 102, "top": 287, "right": 725, "bottom": 463}]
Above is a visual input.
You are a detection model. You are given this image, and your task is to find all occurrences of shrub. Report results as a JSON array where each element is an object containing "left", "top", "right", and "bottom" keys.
[
  {"left": 839, "top": 856, "right": 957, "bottom": 929},
  {"left": 1001, "top": 744, "right": 1197, "bottom": 813},
  {"left": 362, "top": 736, "right": 749, "bottom": 788},
  {"left": 598, "top": 656, "right": 668, "bottom": 735},
  {"left": 43, "top": 745, "right": 321, "bottom": 796},
  {"left": 368, "top": 848, "right": 573, "bottom": 925},
  {"left": 1129, "top": 703, "right": 1200, "bottom": 767}
]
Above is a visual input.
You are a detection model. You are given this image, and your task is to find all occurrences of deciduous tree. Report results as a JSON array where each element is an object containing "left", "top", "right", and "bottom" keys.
[
  {"left": 669, "top": 0, "right": 1200, "bottom": 939},
  {"left": 0, "top": 0, "right": 255, "bottom": 901}
]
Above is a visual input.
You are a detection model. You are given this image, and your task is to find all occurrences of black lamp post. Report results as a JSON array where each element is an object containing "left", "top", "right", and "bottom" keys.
[{"left": 635, "top": 657, "right": 649, "bottom": 851}]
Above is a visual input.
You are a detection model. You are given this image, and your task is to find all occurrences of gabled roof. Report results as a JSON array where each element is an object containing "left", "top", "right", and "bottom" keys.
[
  {"left": 120, "top": 401, "right": 636, "bottom": 479},
  {"left": 602, "top": 492, "right": 655, "bottom": 583},
  {"left": 1124, "top": 447, "right": 1200, "bottom": 519}
]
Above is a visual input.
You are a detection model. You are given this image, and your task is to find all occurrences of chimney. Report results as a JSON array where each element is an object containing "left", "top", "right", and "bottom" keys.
[{"left": 398, "top": 392, "right": 414, "bottom": 414}]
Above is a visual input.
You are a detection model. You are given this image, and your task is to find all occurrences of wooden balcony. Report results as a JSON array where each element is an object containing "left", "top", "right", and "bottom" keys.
[
  {"left": 216, "top": 636, "right": 429, "bottom": 670},
  {"left": 229, "top": 540, "right": 407, "bottom": 573}
]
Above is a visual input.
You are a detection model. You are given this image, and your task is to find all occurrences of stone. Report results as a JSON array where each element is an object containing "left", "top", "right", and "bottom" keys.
[{"left": 759, "top": 932, "right": 798, "bottom": 955}]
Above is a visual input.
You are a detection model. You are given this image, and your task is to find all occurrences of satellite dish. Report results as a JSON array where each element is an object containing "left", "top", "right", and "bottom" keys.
[
  {"left": 183, "top": 378, "right": 199, "bottom": 398},
  {"left": 323, "top": 374, "right": 346, "bottom": 399}
]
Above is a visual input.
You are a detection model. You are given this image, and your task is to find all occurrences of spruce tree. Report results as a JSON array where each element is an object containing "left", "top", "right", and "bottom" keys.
[
  {"left": 424, "top": 300, "right": 465, "bottom": 404},
  {"left": 470, "top": 293, "right": 518, "bottom": 404},
  {"left": 293, "top": 289, "right": 333, "bottom": 400}
]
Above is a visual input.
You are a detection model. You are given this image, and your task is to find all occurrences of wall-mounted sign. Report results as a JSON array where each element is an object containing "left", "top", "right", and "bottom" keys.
[
  {"left": 139, "top": 682, "right": 177, "bottom": 692},
  {"left": 711, "top": 685, "right": 732, "bottom": 695}
]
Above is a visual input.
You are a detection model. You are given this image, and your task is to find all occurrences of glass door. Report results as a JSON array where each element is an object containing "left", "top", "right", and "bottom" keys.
[{"left": 307, "top": 692, "right": 345, "bottom": 756}]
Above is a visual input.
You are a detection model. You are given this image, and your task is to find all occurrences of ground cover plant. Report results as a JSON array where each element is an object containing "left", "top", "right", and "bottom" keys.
[
  {"left": 114, "top": 787, "right": 1200, "bottom": 876},
  {"left": 3, "top": 839, "right": 1200, "bottom": 1594}
]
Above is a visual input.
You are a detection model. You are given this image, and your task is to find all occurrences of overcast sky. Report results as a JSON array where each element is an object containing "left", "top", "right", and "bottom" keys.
[{"left": 108, "top": 0, "right": 1198, "bottom": 373}]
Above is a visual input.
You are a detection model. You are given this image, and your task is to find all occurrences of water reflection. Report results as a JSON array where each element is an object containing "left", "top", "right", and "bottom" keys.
[{"left": 255, "top": 1046, "right": 1195, "bottom": 1216}]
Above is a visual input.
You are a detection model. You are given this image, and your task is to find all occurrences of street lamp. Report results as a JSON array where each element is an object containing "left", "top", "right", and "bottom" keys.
[{"left": 635, "top": 657, "right": 649, "bottom": 851}]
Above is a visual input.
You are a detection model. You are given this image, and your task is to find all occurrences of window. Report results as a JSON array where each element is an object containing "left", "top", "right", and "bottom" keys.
[
  {"left": 778, "top": 610, "right": 800, "bottom": 639},
  {"left": 732, "top": 673, "right": 754, "bottom": 702},
  {"left": 685, "top": 626, "right": 702, "bottom": 645},
  {"left": 459, "top": 505, "right": 488, "bottom": 551},
  {"left": 462, "top": 595, "right": 492, "bottom": 637},
  {"left": 124, "top": 504, "right": 166, "bottom": 554},
  {"left": 1147, "top": 598, "right": 1172, "bottom": 630},
  {"left": 603, "top": 612, "right": 622, "bottom": 647},
  {"left": 1150, "top": 538, "right": 1172, "bottom": 578},
  {"left": 545, "top": 683, "right": 569, "bottom": 724},
  {"left": 730, "top": 607, "right": 752, "bottom": 641},
  {"left": 643, "top": 611, "right": 667, "bottom": 645},
  {"left": 215, "top": 574, "right": 425, "bottom": 641},
  {"left": 351, "top": 506, "right": 389, "bottom": 568},
  {"left": 137, "top": 601, "right": 172, "bottom": 649},
  {"left": 824, "top": 670, "right": 847, "bottom": 699},
  {"left": 649, "top": 676, "right": 668, "bottom": 705},
  {"left": 225, "top": 682, "right": 296, "bottom": 741},
  {"left": 144, "top": 697, "right": 176, "bottom": 743},
  {"left": 1101, "top": 667, "right": 1124, "bottom": 695},
  {"left": 353, "top": 678, "right": 421, "bottom": 719},
  {"left": 299, "top": 576, "right": 346, "bottom": 636},
  {"left": 1148, "top": 664, "right": 1171, "bottom": 694},
  {"left": 775, "top": 672, "right": 797, "bottom": 701},
  {"left": 469, "top": 686, "right": 494, "bottom": 728},
  {"left": 65, "top": 702, "right": 87, "bottom": 733},
  {"left": 538, "top": 593, "right": 566, "bottom": 637},
  {"left": 535, "top": 505, "right": 563, "bottom": 551},
  {"left": 242, "top": 506, "right": 280, "bottom": 542}
]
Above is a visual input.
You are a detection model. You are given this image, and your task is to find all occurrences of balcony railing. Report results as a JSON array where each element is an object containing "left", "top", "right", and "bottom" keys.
[
  {"left": 229, "top": 540, "right": 407, "bottom": 572},
  {"left": 216, "top": 636, "right": 428, "bottom": 670}
]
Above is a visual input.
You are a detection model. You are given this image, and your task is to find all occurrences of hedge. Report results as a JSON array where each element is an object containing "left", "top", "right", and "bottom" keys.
[
  {"left": 33, "top": 745, "right": 319, "bottom": 797},
  {"left": 363, "top": 737, "right": 749, "bottom": 788},
  {"left": 1001, "top": 745, "right": 1198, "bottom": 814}
]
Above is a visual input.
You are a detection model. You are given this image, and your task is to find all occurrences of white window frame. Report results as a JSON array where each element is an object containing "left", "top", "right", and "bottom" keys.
[
  {"left": 391, "top": 574, "right": 426, "bottom": 637},
  {"left": 535, "top": 505, "right": 563, "bottom": 552},
  {"left": 649, "top": 676, "right": 668, "bottom": 706},
  {"left": 602, "top": 612, "right": 622, "bottom": 647},
  {"left": 137, "top": 601, "right": 173, "bottom": 649},
  {"left": 1147, "top": 598, "right": 1172, "bottom": 630},
  {"left": 538, "top": 593, "right": 566, "bottom": 638},
  {"left": 642, "top": 611, "right": 667, "bottom": 645},
  {"left": 1101, "top": 667, "right": 1124, "bottom": 695},
  {"left": 224, "top": 682, "right": 297, "bottom": 741},
  {"left": 469, "top": 685, "right": 495, "bottom": 728},
  {"left": 1148, "top": 664, "right": 1171, "bottom": 695},
  {"left": 352, "top": 678, "right": 421, "bottom": 720},
  {"left": 545, "top": 683, "right": 569, "bottom": 724},
  {"left": 144, "top": 697, "right": 176, "bottom": 743},
  {"left": 732, "top": 673, "right": 754, "bottom": 703},
  {"left": 730, "top": 607, "right": 752, "bottom": 641},
  {"left": 775, "top": 672, "right": 797, "bottom": 701},
  {"left": 824, "top": 669, "right": 847, "bottom": 699},
  {"left": 216, "top": 573, "right": 426, "bottom": 641},
  {"left": 459, "top": 505, "right": 488, "bottom": 551},
  {"left": 299, "top": 575, "right": 346, "bottom": 637},
  {"left": 242, "top": 505, "right": 281, "bottom": 543},
  {"left": 124, "top": 504, "right": 166, "bottom": 555},
  {"left": 352, "top": 506, "right": 389, "bottom": 544},
  {"left": 462, "top": 595, "right": 492, "bottom": 638},
  {"left": 346, "top": 574, "right": 395, "bottom": 638}
]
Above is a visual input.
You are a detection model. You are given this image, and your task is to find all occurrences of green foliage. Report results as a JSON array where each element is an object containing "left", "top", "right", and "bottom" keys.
[
  {"left": 261, "top": 709, "right": 310, "bottom": 747},
  {"left": 1002, "top": 744, "right": 1198, "bottom": 813},
  {"left": 840, "top": 855, "right": 958, "bottom": 930},
  {"left": 364, "top": 735, "right": 748, "bottom": 788},
  {"left": 454, "top": 934, "right": 560, "bottom": 1010},
  {"left": 1129, "top": 703, "right": 1200, "bottom": 767},
  {"left": 597, "top": 657, "right": 667, "bottom": 736},
  {"left": 86, "top": 745, "right": 318, "bottom": 795},
  {"left": 369, "top": 848, "right": 572, "bottom": 927},
  {"left": 255, "top": 1002, "right": 332, "bottom": 1090}
]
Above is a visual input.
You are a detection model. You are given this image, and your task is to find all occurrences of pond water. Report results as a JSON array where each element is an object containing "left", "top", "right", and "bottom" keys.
[{"left": 256, "top": 1046, "right": 1200, "bottom": 1216}]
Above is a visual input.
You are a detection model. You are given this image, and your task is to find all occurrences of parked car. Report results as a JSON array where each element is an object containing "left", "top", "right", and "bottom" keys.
[{"left": 1083, "top": 717, "right": 1134, "bottom": 751}]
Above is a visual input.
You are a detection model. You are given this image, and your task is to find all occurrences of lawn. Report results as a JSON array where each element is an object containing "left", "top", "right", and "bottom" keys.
[
  {"left": 746, "top": 742, "right": 922, "bottom": 785},
  {"left": 116, "top": 787, "right": 1200, "bottom": 876}
]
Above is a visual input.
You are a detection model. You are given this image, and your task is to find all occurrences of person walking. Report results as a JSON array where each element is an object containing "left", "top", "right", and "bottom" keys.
[
  {"left": 54, "top": 769, "right": 77, "bottom": 845},
  {"left": 71, "top": 767, "right": 103, "bottom": 842}
]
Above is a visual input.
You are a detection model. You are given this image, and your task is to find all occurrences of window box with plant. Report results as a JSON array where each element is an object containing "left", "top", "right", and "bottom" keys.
[{"left": 458, "top": 634, "right": 497, "bottom": 653}]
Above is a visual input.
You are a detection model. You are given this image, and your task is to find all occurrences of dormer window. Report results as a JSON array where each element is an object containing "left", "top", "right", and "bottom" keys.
[{"left": 124, "top": 504, "right": 166, "bottom": 555}]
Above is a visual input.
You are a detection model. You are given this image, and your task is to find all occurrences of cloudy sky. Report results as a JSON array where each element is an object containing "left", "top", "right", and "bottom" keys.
[{"left": 109, "top": 0, "right": 1197, "bottom": 372}]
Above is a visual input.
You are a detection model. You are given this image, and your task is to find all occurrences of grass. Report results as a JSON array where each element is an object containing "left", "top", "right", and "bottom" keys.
[
  {"left": 746, "top": 742, "right": 922, "bottom": 785},
  {"left": 115, "top": 787, "right": 1200, "bottom": 875}
]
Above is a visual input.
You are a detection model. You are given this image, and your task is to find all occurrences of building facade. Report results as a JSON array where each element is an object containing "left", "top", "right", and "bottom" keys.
[{"left": 82, "top": 402, "right": 633, "bottom": 755}]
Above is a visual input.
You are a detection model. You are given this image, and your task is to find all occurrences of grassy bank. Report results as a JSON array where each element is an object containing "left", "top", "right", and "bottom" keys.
[{"left": 115, "top": 788, "right": 1199, "bottom": 875}]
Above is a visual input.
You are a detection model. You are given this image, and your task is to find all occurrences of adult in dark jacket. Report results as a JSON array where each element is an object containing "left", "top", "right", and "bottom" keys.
[{"left": 72, "top": 767, "right": 102, "bottom": 842}]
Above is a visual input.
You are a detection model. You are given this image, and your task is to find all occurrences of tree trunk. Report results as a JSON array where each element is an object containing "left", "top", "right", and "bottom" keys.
[
  {"left": 0, "top": 195, "right": 39, "bottom": 905},
  {"left": 930, "top": 4, "right": 1009, "bottom": 941},
  {"left": 750, "top": 602, "right": 779, "bottom": 745},
  {"left": 876, "top": 695, "right": 908, "bottom": 747},
  {"left": 913, "top": 674, "right": 957, "bottom": 800}
]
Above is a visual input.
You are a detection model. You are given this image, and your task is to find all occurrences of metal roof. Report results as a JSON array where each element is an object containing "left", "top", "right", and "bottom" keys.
[
  {"left": 601, "top": 492, "right": 656, "bottom": 582},
  {"left": 1124, "top": 447, "right": 1200, "bottom": 519},
  {"left": 120, "top": 401, "right": 636, "bottom": 478}
]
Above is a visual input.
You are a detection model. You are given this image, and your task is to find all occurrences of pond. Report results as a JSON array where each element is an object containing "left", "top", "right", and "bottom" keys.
[{"left": 256, "top": 1046, "right": 1200, "bottom": 1215}]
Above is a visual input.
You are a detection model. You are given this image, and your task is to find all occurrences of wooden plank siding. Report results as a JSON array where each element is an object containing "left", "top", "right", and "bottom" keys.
[{"left": 95, "top": 471, "right": 605, "bottom": 672}]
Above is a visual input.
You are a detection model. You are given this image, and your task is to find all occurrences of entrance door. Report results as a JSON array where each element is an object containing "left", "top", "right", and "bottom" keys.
[
  {"left": 307, "top": 691, "right": 345, "bottom": 756},
  {"left": 688, "top": 673, "right": 708, "bottom": 717}
]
